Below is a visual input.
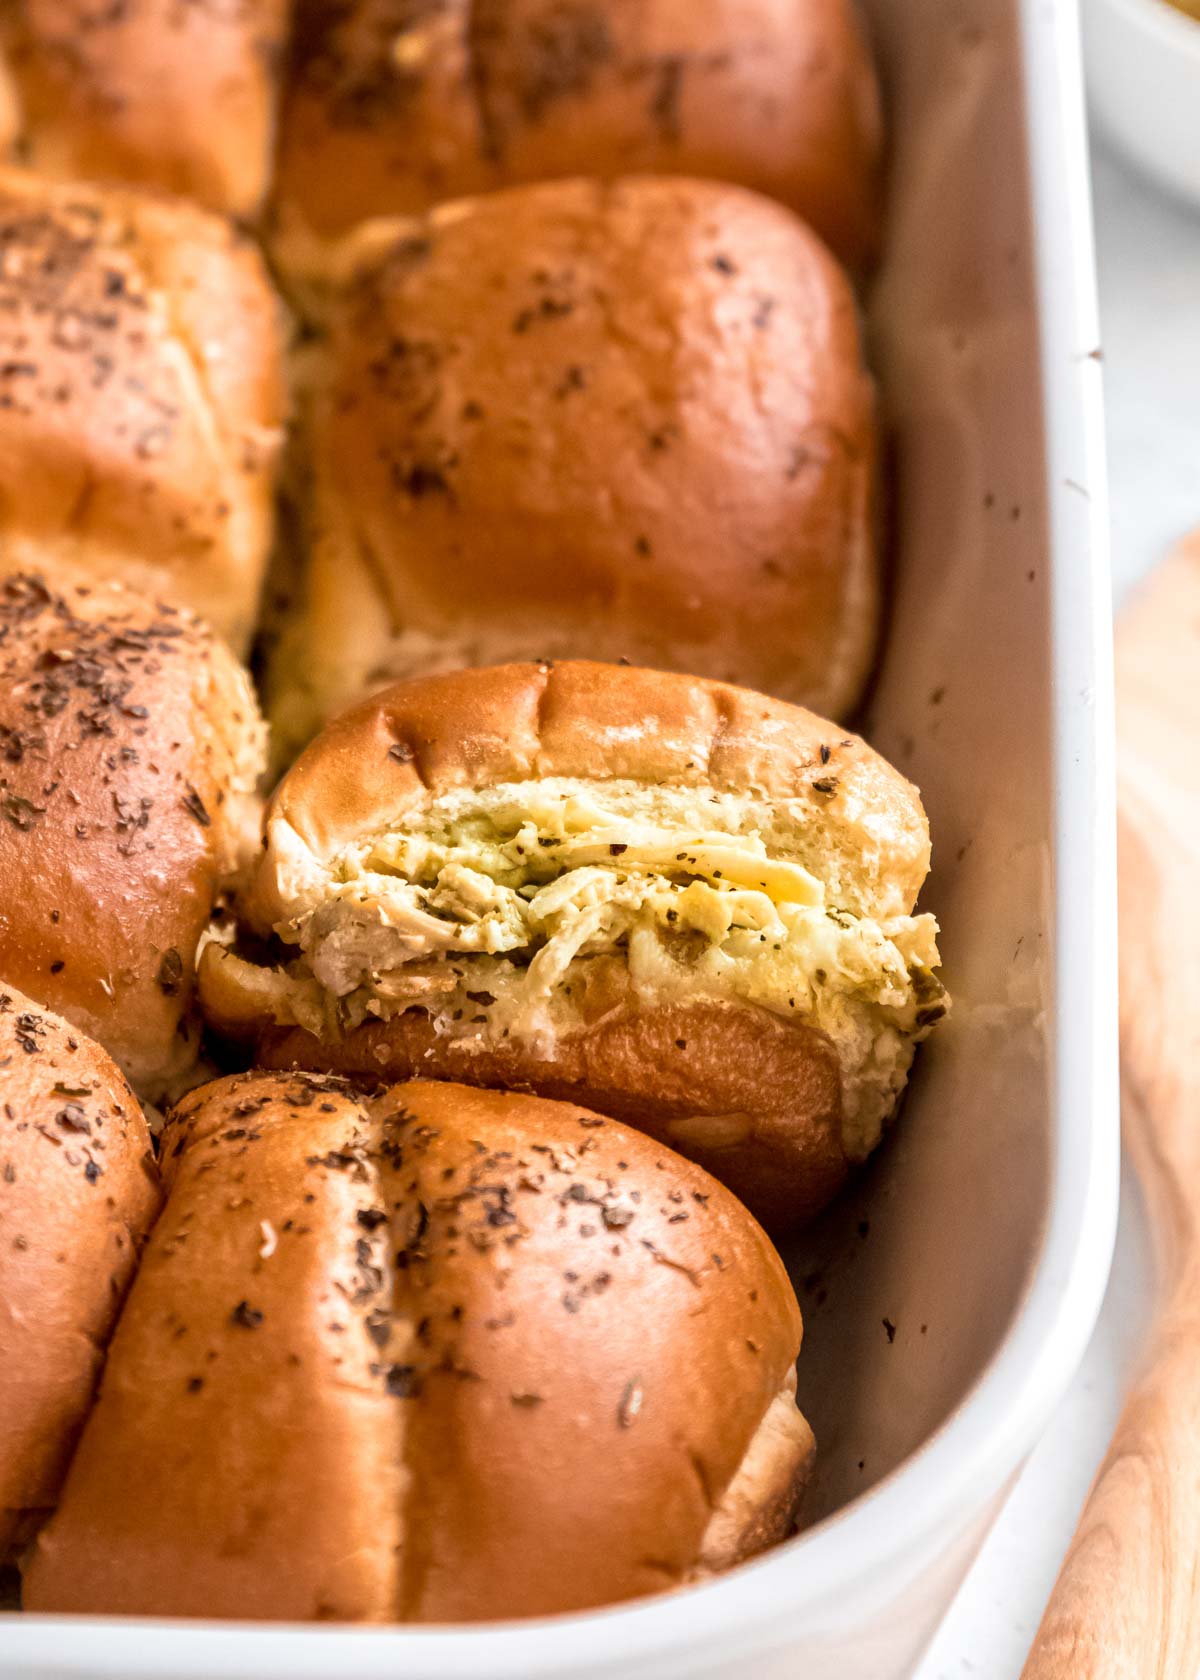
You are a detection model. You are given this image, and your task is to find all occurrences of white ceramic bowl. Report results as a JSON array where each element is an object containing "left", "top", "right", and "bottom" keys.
[
  {"left": 0, "top": 0, "right": 1116, "bottom": 1675},
  {"left": 1086, "top": 0, "right": 1200, "bottom": 208}
]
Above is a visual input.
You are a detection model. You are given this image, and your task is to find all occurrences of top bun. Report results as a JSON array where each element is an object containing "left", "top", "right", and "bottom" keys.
[
  {"left": 25, "top": 1073, "right": 809, "bottom": 1619},
  {"left": 272, "top": 0, "right": 882, "bottom": 270},
  {"left": 0, "top": 168, "right": 285, "bottom": 653},
  {"left": 0, "top": 985, "right": 159, "bottom": 1562},
  {"left": 0, "top": 0, "right": 288, "bottom": 217},
  {"left": 0, "top": 566, "right": 266, "bottom": 1095},
  {"left": 270, "top": 176, "right": 877, "bottom": 747},
  {"left": 261, "top": 660, "right": 930, "bottom": 929}
]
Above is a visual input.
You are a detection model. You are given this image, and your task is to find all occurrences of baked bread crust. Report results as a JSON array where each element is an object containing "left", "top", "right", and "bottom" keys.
[
  {"left": 271, "top": 176, "right": 877, "bottom": 743},
  {"left": 261, "top": 661, "right": 930, "bottom": 925},
  {"left": 0, "top": 986, "right": 160, "bottom": 1563},
  {"left": 272, "top": 0, "right": 882, "bottom": 269},
  {"left": 0, "top": 568, "right": 266, "bottom": 1094},
  {"left": 0, "top": 0, "right": 287, "bottom": 217},
  {"left": 24, "top": 1073, "right": 810, "bottom": 1620},
  {"left": 255, "top": 999, "right": 849, "bottom": 1231},
  {"left": 0, "top": 168, "right": 285, "bottom": 652}
]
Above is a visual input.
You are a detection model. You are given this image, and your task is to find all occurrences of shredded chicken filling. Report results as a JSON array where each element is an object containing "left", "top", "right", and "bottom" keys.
[{"left": 257, "top": 786, "right": 946, "bottom": 1160}]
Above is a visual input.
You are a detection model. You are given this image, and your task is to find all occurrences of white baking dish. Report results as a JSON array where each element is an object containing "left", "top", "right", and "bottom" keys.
[{"left": 0, "top": 0, "right": 1116, "bottom": 1675}]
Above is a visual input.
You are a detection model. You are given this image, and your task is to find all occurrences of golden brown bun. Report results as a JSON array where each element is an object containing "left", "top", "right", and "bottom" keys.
[
  {"left": 270, "top": 176, "right": 877, "bottom": 746},
  {"left": 0, "top": 168, "right": 286, "bottom": 653},
  {"left": 0, "top": 0, "right": 287, "bottom": 217},
  {"left": 272, "top": 0, "right": 882, "bottom": 270},
  {"left": 261, "top": 662, "right": 930, "bottom": 924},
  {"left": 256, "top": 1000, "right": 847, "bottom": 1231},
  {"left": 24, "top": 1073, "right": 811, "bottom": 1620},
  {"left": 0, "top": 567, "right": 266, "bottom": 1096},
  {"left": 0, "top": 986, "right": 160, "bottom": 1562}
]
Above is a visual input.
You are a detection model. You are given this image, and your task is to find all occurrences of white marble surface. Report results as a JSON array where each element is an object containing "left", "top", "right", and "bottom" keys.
[{"left": 913, "top": 140, "right": 1199, "bottom": 1680}]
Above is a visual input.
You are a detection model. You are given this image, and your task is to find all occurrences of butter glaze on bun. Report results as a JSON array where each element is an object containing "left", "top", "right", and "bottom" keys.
[
  {"left": 0, "top": 168, "right": 285, "bottom": 653},
  {"left": 0, "top": 568, "right": 266, "bottom": 1096},
  {"left": 0, "top": 986, "right": 160, "bottom": 1563},
  {"left": 25, "top": 1073, "right": 811, "bottom": 1620},
  {"left": 202, "top": 662, "right": 946, "bottom": 1228},
  {"left": 271, "top": 0, "right": 882, "bottom": 271},
  {"left": 270, "top": 175, "right": 877, "bottom": 749},
  {"left": 0, "top": 0, "right": 288, "bottom": 217}
]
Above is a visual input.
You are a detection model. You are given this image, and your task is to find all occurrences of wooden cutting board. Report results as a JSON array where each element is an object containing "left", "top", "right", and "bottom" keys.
[{"left": 1021, "top": 528, "right": 1200, "bottom": 1677}]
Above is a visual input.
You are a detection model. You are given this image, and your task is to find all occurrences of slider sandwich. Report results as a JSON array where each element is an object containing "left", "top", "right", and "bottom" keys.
[{"left": 203, "top": 663, "right": 947, "bottom": 1228}]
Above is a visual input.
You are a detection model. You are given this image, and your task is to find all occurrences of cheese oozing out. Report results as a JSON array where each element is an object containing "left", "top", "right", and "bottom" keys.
[{"left": 241, "top": 781, "right": 947, "bottom": 1161}]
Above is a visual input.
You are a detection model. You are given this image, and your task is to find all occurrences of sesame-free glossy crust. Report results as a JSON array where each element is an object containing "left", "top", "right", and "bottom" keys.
[
  {"left": 0, "top": 0, "right": 288, "bottom": 216},
  {"left": 0, "top": 568, "right": 265, "bottom": 1094},
  {"left": 259, "top": 999, "right": 849, "bottom": 1232},
  {"left": 273, "top": 177, "right": 877, "bottom": 738},
  {"left": 24, "top": 1074, "right": 809, "bottom": 1621},
  {"left": 261, "top": 661, "right": 930, "bottom": 925},
  {"left": 0, "top": 986, "right": 160, "bottom": 1562},
  {"left": 0, "top": 169, "right": 285, "bottom": 651},
  {"left": 272, "top": 0, "right": 882, "bottom": 268}
]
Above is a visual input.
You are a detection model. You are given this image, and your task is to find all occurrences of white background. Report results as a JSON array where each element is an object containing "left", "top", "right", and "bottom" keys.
[{"left": 914, "top": 140, "right": 1200, "bottom": 1679}]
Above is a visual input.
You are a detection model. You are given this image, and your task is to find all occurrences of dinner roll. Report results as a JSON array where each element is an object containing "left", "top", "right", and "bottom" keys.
[
  {"left": 0, "top": 0, "right": 287, "bottom": 217},
  {"left": 272, "top": 0, "right": 882, "bottom": 272},
  {"left": 0, "top": 986, "right": 160, "bottom": 1563},
  {"left": 0, "top": 168, "right": 285, "bottom": 654},
  {"left": 24, "top": 1073, "right": 811, "bottom": 1619},
  {"left": 269, "top": 176, "right": 877, "bottom": 751},
  {"left": 201, "top": 662, "right": 947, "bottom": 1228},
  {"left": 0, "top": 568, "right": 266, "bottom": 1096}
]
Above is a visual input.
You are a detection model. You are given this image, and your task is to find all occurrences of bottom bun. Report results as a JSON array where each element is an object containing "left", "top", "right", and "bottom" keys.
[
  {"left": 259, "top": 1000, "right": 849, "bottom": 1231},
  {"left": 694, "top": 1370, "right": 816, "bottom": 1578}
]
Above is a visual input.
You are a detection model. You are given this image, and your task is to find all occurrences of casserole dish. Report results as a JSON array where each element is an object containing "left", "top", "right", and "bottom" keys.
[{"left": 0, "top": 0, "right": 1116, "bottom": 1673}]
